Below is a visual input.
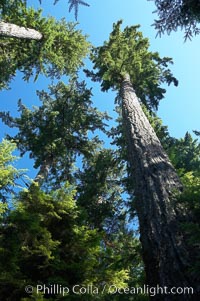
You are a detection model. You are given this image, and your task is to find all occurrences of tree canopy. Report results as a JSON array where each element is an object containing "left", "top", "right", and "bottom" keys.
[
  {"left": 150, "top": 0, "right": 200, "bottom": 39},
  {"left": 0, "top": 2, "right": 90, "bottom": 89},
  {"left": 86, "top": 20, "right": 178, "bottom": 110},
  {"left": 0, "top": 1, "right": 200, "bottom": 300},
  {"left": 0, "top": 45, "right": 145, "bottom": 299},
  {"left": 0, "top": 80, "right": 110, "bottom": 187}
]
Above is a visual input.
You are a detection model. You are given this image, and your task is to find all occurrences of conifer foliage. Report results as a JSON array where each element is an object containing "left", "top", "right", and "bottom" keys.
[
  {"left": 0, "top": 1, "right": 90, "bottom": 88},
  {"left": 0, "top": 7, "right": 144, "bottom": 297},
  {"left": 0, "top": 80, "right": 109, "bottom": 186},
  {"left": 67, "top": 0, "right": 90, "bottom": 20},
  {"left": 150, "top": 0, "right": 200, "bottom": 39},
  {"left": 0, "top": 1, "right": 199, "bottom": 301},
  {"left": 87, "top": 20, "right": 178, "bottom": 110},
  {"left": 87, "top": 20, "right": 198, "bottom": 298}
]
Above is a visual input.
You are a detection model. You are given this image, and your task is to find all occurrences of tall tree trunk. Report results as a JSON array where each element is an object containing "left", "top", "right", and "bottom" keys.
[
  {"left": 120, "top": 74, "right": 194, "bottom": 300},
  {"left": 34, "top": 158, "right": 52, "bottom": 186},
  {"left": 0, "top": 21, "right": 42, "bottom": 40}
]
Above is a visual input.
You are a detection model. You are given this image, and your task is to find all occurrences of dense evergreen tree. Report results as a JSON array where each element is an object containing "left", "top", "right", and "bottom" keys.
[
  {"left": 0, "top": 181, "right": 133, "bottom": 300},
  {"left": 87, "top": 20, "right": 197, "bottom": 300},
  {"left": 167, "top": 132, "right": 200, "bottom": 174},
  {"left": 0, "top": 2, "right": 90, "bottom": 89},
  {"left": 0, "top": 78, "right": 145, "bottom": 300},
  {"left": 0, "top": 80, "right": 109, "bottom": 187},
  {"left": 0, "top": 142, "right": 144, "bottom": 301},
  {"left": 0, "top": 139, "right": 25, "bottom": 202}
]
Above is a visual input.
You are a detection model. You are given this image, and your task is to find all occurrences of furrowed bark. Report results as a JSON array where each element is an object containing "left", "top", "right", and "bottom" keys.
[
  {"left": 0, "top": 21, "right": 42, "bottom": 40},
  {"left": 120, "top": 74, "right": 194, "bottom": 300}
]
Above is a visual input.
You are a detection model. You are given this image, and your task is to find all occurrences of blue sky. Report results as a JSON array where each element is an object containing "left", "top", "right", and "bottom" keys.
[{"left": 0, "top": 0, "right": 200, "bottom": 175}]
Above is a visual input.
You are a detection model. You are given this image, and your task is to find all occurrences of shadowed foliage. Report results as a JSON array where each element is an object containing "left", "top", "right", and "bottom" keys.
[{"left": 150, "top": 0, "right": 200, "bottom": 40}]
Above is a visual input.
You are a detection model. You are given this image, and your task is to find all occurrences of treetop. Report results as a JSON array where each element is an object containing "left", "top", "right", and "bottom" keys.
[{"left": 88, "top": 20, "right": 178, "bottom": 110}]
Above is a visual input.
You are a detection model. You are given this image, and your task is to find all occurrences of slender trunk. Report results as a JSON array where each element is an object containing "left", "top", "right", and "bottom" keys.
[
  {"left": 34, "top": 158, "right": 52, "bottom": 186},
  {"left": 0, "top": 21, "right": 42, "bottom": 40},
  {"left": 120, "top": 74, "right": 194, "bottom": 300}
]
